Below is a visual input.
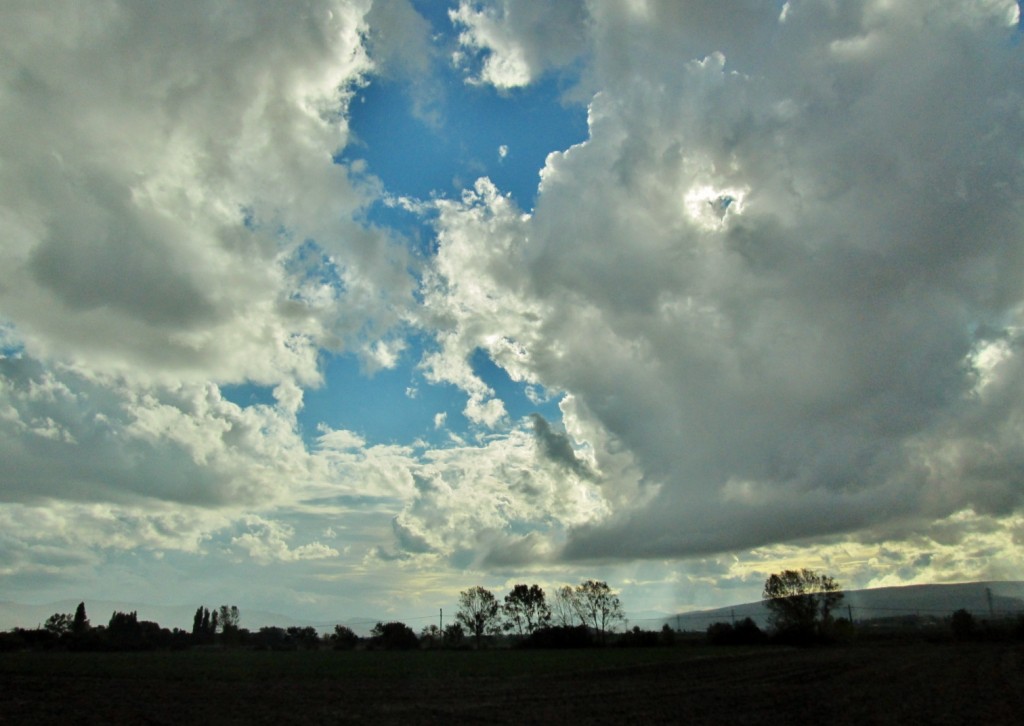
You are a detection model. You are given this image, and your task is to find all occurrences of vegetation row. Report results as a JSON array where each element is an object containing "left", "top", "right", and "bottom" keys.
[{"left": 4, "top": 571, "right": 1023, "bottom": 653}]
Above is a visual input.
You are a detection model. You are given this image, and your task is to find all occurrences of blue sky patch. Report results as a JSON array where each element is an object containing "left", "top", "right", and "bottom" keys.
[{"left": 344, "top": 48, "right": 586, "bottom": 212}]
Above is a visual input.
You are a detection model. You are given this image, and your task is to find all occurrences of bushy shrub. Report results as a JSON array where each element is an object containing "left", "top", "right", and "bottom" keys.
[
  {"left": 253, "top": 627, "right": 295, "bottom": 651},
  {"left": 520, "top": 625, "right": 594, "bottom": 649},
  {"left": 370, "top": 621, "right": 419, "bottom": 650},
  {"left": 950, "top": 609, "right": 976, "bottom": 641},
  {"left": 618, "top": 626, "right": 660, "bottom": 647},
  {"left": 707, "top": 618, "right": 767, "bottom": 646},
  {"left": 331, "top": 625, "right": 360, "bottom": 650}
]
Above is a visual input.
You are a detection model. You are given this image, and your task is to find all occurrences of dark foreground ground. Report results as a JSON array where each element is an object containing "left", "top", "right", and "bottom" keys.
[{"left": 1, "top": 641, "right": 1021, "bottom": 724}]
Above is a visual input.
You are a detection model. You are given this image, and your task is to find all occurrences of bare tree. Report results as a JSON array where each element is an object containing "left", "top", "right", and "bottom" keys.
[
  {"left": 762, "top": 569, "right": 842, "bottom": 638},
  {"left": 551, "top": 585, "right": 579, "bottom": 627},
  {"left": 503, "top": 584, "right": 551, "bottom": 636},
  {"left": 457, "top": 586, "right": 501, "bottom": 648},
  {"left": 573, "top": 580, "right": 625, "bottom": 643}
]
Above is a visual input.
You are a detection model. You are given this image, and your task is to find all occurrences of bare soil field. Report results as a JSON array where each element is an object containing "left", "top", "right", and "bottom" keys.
[{"left": 1, "top": 641, "right": 1021, "bottom": 724}]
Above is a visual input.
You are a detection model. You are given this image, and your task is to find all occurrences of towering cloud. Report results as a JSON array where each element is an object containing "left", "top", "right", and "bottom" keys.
[
  {"left": 0, "top": 0, "right": 413, "bottom": 385},
  {"left": 427, "top": 0, "right": 1024, "bottom": 566}
]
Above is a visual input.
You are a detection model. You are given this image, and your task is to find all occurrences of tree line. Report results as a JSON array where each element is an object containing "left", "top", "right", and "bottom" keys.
[
  {"left": 6, "top": 570, "right": 1016, "bottom": 653},
  {"left": 0, "top": 579, "right": 630, "bottom": 652}
]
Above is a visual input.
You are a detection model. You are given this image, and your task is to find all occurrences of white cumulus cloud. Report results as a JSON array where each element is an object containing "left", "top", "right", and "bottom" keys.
[{"left": 426, "top": 0, "right": 1024, "bottom": 568}]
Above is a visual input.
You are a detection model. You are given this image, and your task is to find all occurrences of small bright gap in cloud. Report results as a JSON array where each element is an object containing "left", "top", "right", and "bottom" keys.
[
  {"left": 221, "top": 384, "right": 278, "bottom": 409},
  {"left": 683, "top": 185, "right": 748, "bottom": 230},
  {"left": 469, "top": 348, "right": 561, "bottom": 424}
]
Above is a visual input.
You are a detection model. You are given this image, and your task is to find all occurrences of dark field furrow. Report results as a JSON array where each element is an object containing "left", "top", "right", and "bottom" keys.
[{"left": 1, "top": 643, "right": 1021, "bottom": 724}]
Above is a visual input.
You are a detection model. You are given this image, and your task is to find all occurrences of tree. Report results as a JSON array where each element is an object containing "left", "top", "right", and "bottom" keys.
[
  {"left": 286, "top": 626, "right": 320, "bottom": 650},
  {"left": 457, "top": 586, "right": 501, "bottom": 649},
  {"left": 762, "top": 569, "right": 843, "bottom": 639},
  {"left": 370, "top": 621, "right": 418, "bottom": 650},
  {"left": 44, "top": 612, "right": 72, "bottom": 636},
  {"left": 503, "top": 584, "right": 551, "bottom": 636},
  {"left": 72, "top": 602, "right": 90, "bottom": 635},
  {"left": 253, "top": 626, "right": 292, "bottom": 651},
  {"left": 419, "top": 624, "right": 441, "bottom": 648},
  {"left": 192, "top": 606, "right": 219, "bottom": 644},
  {"left": 572, "top": 580, "right": 625, "bottom": 643},
  {"left": 108, "top": 610, "right": 143, "bottom": 649},
  {"left": 443, "top": 622, "right": 465, "bottom": 648},
  {"left": 199, "top": 607, "right": 212, "bottom": 641},
  {"left": 217, "top": 605, "right": 240, "bottom": 632},
  {"left": 707, "top": 618, "right": 766, "bottom": 646},
  {"left": 551, "top": 585, "right": 579, "bottom": 627},
  {"left": 951, "top": 608, "right": 976, "bottom": 640},
  {"left": 331, "top": 625, "right": 360, "bottom": 650}
]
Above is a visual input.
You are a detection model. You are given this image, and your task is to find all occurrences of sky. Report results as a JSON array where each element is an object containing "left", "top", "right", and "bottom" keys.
[{"left": 2, "top": 0, "right": 1024, "bottom": 629}]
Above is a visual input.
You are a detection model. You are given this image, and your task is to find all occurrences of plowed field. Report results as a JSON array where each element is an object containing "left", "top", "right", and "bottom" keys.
[{"left": 2, "top": 642, "right": 1021, "bottom": 724}]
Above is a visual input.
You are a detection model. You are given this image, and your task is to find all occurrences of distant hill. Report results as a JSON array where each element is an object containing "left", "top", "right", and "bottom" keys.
[{"left": 665, "top": 581, "right": 1024, "bottom": 631}]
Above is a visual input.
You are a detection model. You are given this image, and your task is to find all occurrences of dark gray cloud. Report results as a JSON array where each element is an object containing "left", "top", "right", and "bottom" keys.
[{"left": 530, "top": 413, "right": 593, "bottom": 478}]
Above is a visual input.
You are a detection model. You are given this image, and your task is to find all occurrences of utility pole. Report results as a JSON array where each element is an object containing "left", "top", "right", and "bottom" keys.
[
  {"left": 847, "top": 604, "right": 853, "bottom": 623},
  {"left": 439, "top": 608, "right": 443, "bottom": 633},
  {"left": 986, "top": 588, "right": 994, "bottom": 618}
]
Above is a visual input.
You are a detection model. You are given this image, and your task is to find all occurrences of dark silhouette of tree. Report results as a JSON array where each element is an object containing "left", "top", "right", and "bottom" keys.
[
  {"left": 108, "top": 610, "right": 144, "bottom": 649},
  {"left": 191, "top": 606, "right": 221, "bottom": 644},
  {"left": 620, "top": 626, "right": 660, "bottom": 647},
  {"left": 370, "top": 621, "right": 418, "bottom": 650},
  {"left": 457, "top": 586, "right": 501, "bottom": 649},
  {"left": 286, "top": 626, "right": 320, "bottom": 650},
  {"left": 72, "top": 602, "right": 89, "bottom": 635},
  {"left": 253, "top": 626, "right": 293, "bottom": 651},
  {"left": 503, "top": 584, "right": 551, "bottom": 636},
  {"left": 951, "top": 608, "right": 976, "bottom": 640},
  {"left": 192, "top": 607, "right": 205, "bottom": 637},
  {"left": 108, "top": 610, "right": 140, "bottom": 631},
  {"left": 200, "top": 607, "right": 211, "bottom": 638},
  {"left": 6, "top": 627, "right": 59, "bottom": 651},
  {"left": 660, "top": 623, "right": 676, "bottom": 646},
  {"left": 521, "top": 625, "right": 593, "bottom": 649},
  {"left": 762, "top": 569, "right": 842, "bottom": 640},
  {"left": 216, "top": 605, "right": 241, "bottom": 644},
  {"left": 44, "top": 612, "right": 72, "bottom": 636},
  {"left": 572, "top": 580, "right": 625, "bottom": 643},
  {"left": 707, "top": 617, "right": 766, "bottom": 646},
  {"left": 443, "top": 622, "right": 465, "bottom": 648},
  {"left": 419, "top": 624, "right": 441, "bottom": 648},
  {"left": 217, "top": 605, "right": 239, "bottom": 631},
  {"left": 331, "top": 625, "right": 360, "bottom": 650},
  {"left": 551, "top": 585, "right": 579, "bottom": 627}
]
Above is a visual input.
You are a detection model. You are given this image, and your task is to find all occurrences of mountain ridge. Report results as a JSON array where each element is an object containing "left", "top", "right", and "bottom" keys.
[{"left": 666, "top": 580, "right": 1024, "bottom": 631}]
